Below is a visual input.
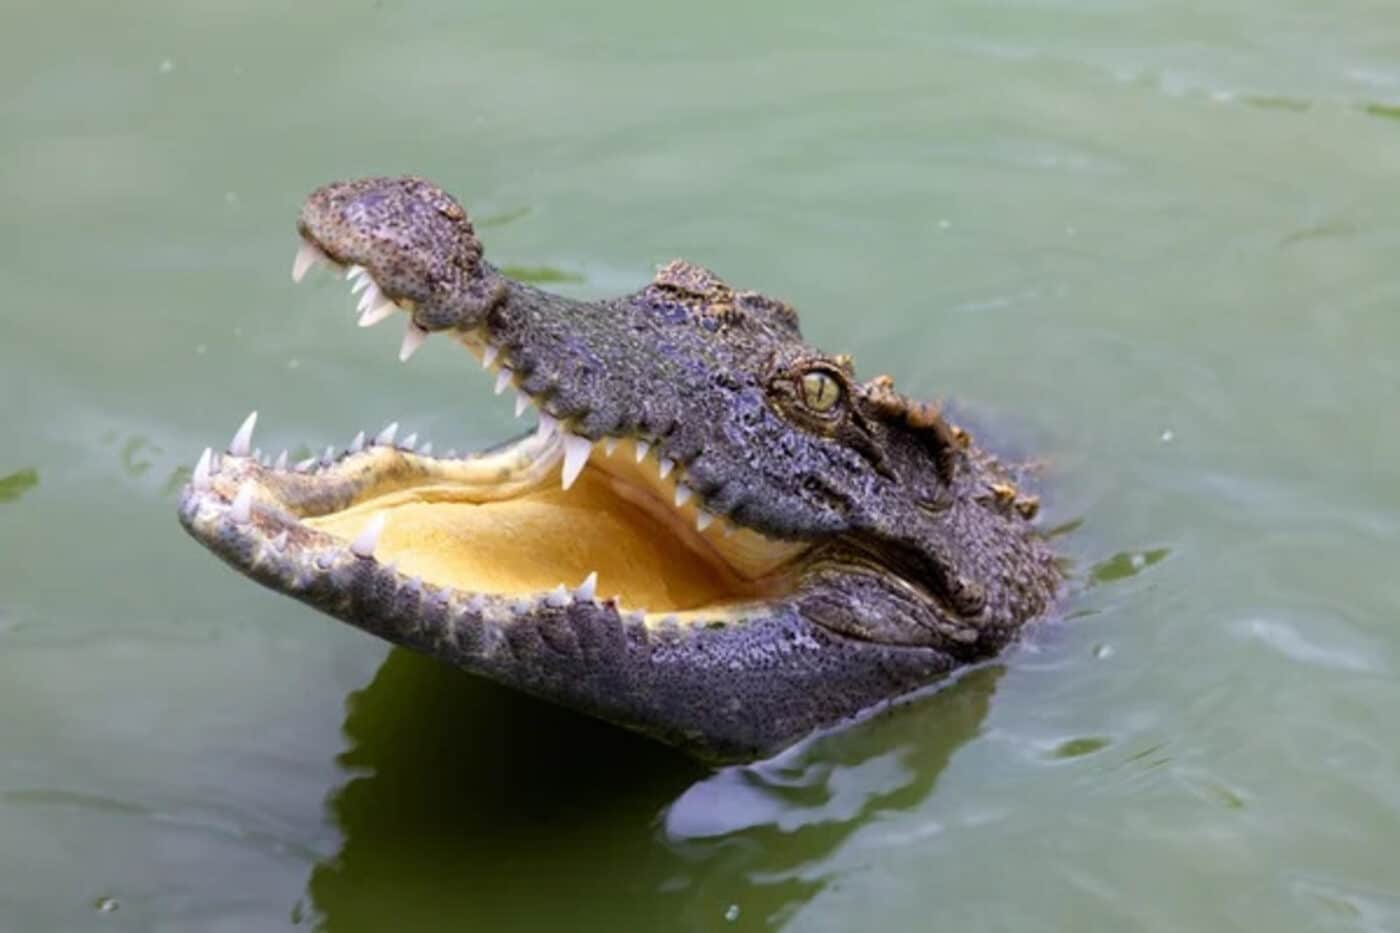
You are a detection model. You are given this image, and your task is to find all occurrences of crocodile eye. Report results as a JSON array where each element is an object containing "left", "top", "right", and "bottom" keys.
[{"left": 800, "top": 371, "right": 843, "bottom": 413}]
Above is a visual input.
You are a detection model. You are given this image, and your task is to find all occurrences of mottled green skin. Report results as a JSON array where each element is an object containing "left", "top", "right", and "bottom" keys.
[{"left": 179, "top": 177, "right": 1062, "bottom": 763}]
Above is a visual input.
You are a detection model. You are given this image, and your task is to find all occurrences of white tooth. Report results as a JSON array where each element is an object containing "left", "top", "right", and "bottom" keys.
[
  {"left": 545, "top": 584, "right": 569, "bottom": 607},
  {"left": 349, "top": 431, "right": 366, "bottom": 453},
  {"left": 659, "top": 457, "right": 675, "bottom": 480},
  {"left": 696, "top": 511, "right": 713, "bottom": 532},
  {"left": 375, "top": 422, "right": 399, "bottom": 446},
  {"left": 358, "top": 298, "right": 396, "bottom": 327},
  {"left": 575, "top": 571, "right": 598, "bottom": 602},
  {"left": 514, "top": 391, "right": 530, "bottom": 418},
  {"left": 674, "top": 484, "right": 692, "bottom": 507},
  {"left": 253, "top": 448, "right": 264, "bottom": 464},
  {"left": 229, "top": 411, "right": 257, "bottom": 457},
  {"left": 418, "top": 442, "right": 433, "bottom": 456},
  {"left": 321, "top": 445, "right": 335, "bottom": 464},
  {"left": 400, "top": 432, "right": 418, "bottom": 451},
  {"left": 192, "top": 447, "right": 213, "bottom": 490},
  {"left": 230, "top": 482, "right": 255, "bottom": 523},
  {"left": 351, "top": 274, "right": 373, "bottom": 296},
  {"left": 350, "top": 512, "right": 387, "bottom": 558},
  {"left": 296, "top": 457, "right": 316, "bottom": 471},
  {"left": 345, "top": 264, "right": 366, "bottom": 280},
  {"left": 274, "top": 450, "right": 288, "bottom": 471},
  {"left": 356, "top": 282, "right": 382, "bottom": 312},
  {"left": 494, "top": 368, "right": 513, "bottom": 395},
  {"left": 560, "top": 434, "right": 592, "bottom": 490},
  {"left": 399, "top": 322, "right": 427, "bottom": 361},
  {"left": 604, "top": 438, "right": 618, "bottom": 456},
  {"left": 482, "top": 345, "right": 499, "bottom": 369},
  {"left": 292, "top": 241, "right": 326, "bottom": 283},
  {"left": 272, "top": 530, "right": 289, "bottom": 550},
  {"left": 634, "top": 440, "right": 650, "bottom": 463},
  {"left": 537, "top": 413, "right": 558, "bottom": 440}
]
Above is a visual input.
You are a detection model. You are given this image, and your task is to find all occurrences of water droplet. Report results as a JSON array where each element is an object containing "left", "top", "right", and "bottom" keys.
[
  {"left": 158, "top": 59, "right": 174, "bottom": 74},
  {"left": 94, "top": 896, "right": 119, "bottom": 913},
  {"left": 724, "top": 904, "right": 741, "bottom": 922},
  {"left": 1093, "top": 643, "right": 1114, "bottom": 660},
  {"left": 1160, "top": 428, "right": 1174, "bottom": 442}
]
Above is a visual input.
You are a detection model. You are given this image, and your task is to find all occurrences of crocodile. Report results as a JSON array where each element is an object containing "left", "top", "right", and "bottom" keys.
[{"left": 178, "top": 176, "right": 1061, "bottom": 764}]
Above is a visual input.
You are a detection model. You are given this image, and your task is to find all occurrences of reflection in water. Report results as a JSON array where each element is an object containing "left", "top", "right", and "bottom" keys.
[{"left": 307, "top": 651, "right": 999, "bottom": 931}]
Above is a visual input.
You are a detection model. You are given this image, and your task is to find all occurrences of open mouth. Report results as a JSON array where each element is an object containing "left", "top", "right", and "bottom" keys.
[{"left": 183, "top": 240, "right": 810, "bottom": 626}]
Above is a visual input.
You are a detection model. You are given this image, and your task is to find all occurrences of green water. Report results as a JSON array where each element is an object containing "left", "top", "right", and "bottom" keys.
[{"left": 4, "top": 0, "right": 1399, "bottom": 929}]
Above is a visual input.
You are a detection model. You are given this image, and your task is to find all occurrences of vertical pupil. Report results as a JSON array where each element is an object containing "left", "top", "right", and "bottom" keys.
[{"left": 805, "top": 373, "right": 836, "bottom": 409}]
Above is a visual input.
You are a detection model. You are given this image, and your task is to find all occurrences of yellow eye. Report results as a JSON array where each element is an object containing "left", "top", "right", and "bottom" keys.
[{"left": 801, "top": 371, "right": 842, "bottom": 413}]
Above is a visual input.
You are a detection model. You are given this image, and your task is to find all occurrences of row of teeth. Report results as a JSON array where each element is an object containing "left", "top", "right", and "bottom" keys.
[
  {"left": 287, "top": 239, "right": 725, "bottom": 531},
  {"left": 193, "top": 405, "right": 722, "bottom": 535},
  {"left": 293, "top": 242, "right": 428, "bottom": 362}
]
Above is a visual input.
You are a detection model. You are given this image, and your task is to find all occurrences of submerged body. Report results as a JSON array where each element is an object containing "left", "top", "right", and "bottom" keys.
[{"left": 178, "top": 177, "right": 1061, "bottom": 763}]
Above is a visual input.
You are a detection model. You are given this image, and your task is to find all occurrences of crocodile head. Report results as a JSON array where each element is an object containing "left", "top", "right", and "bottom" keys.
[{"left": 179, "top": 176, "right": 1060, "bottom": 764}]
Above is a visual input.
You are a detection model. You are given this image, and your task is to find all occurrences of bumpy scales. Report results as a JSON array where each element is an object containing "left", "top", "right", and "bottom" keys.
[{"left": 179, "top": 176, "right": 1061, "bottom": 763}]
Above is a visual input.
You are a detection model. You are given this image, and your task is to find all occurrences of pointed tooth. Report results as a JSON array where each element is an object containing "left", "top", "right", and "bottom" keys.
[
  {"left": 481, "top": 345, "right": 499, "bottom": 369},
  {"left": 604, "top": 438, "right": 618, "bottom": 456},
  {"left": 560, "top": 434, "right": 592, "bottom": 490},
  {"left": 229, "top": 411, "right": 258, "bottom": 457},
  {"left": 375, "top": 422, "right": 399, "bottom": 446},
  {"left": 514, "top": 391, "right": 530, "bottom": 418},
  {"left": 322, "top": 445, "right": 336, "bottom": 464},
  {"left": 230, "top": 482, "right": 255, "bottom": 523},
  {"left": 271, "top": 530, "right": 289, "bottom": 550},
  {"left": 634, "top": 440, "right": 650, "bottom": 463},
  {"left": 356, "top": 282, "right": 382, "bottom": 312},
  {"left": 296, "top": 457, "right": 316, "bottom": 472},
  {"left": 400, "top": 432, "right": 418, "bottom": 452},
  {"left": 545, "top": 584, "right": 569, "bottom": 608},
  {"left": 292, "top": 241, "right": 326, "bottom": 283},
  {"left": 349, "top": 431, "right": 366, "bottom": 454},
  {"left": 192, "top": 447, "right": 213, "bottom": 490},
  {"left": 674, "top": 484, "right": 692, "bottom": 507},
  {"left": 418, "top": 442, "right": 433, "bottom": 457},
  {"left": 345, "top": 264, "right": 366, "bottom": 281},
  {"left": 537, "top": 413, "right": 558, "bottom": 440},
  {"left": 349, "top": 512, "right": 387, "bottom": 558},
  {"left": 575, "top": 571, "right": 598, "bottom": 602},
  {"left": 658, "top": 457, "right": 675, "bottom": 480},
  {"left": 351, "top": 274, "right": 373, "bottom": 296},
  {"left": 399, "top": 322, "right": 427, "bottom": 361},
  {"left": 494, "top": 368, "right": 513, "bottom": 395},
  {"left": 253, "top": 448, "right": 265, "bottom": 465},
  {"left": 358, "top": 298, "right": 396, "bottom": 327},
  {"left": 696, "top": 511, "right": 713, "bottom": 532},
  {"left": 274, "top": 450, "right": 288, "bottom": 471}
]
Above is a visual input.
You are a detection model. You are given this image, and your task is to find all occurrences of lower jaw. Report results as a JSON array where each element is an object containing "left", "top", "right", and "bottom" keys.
[{"left": 187, "top": 423, "right": 807, "bottom": 627}]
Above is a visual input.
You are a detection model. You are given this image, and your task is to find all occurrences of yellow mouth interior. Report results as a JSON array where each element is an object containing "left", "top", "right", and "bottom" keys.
[{"left": 304, "top": 450, "right": 805, "bottom": 615}]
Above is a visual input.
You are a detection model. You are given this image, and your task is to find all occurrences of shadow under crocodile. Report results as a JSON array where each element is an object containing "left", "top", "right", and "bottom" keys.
[{"left": 304, "top": 649, "right": 1003, "bottom": 932}]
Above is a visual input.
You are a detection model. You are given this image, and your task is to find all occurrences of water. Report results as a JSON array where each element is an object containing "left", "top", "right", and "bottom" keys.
[{"left": 3, "top": 0, "right": 1398, "bottom": 929}]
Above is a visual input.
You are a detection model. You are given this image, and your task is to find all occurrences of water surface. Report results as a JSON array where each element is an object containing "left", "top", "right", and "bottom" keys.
[{"left": 3, "top": 0, "right": 1399, "bottom": 929}]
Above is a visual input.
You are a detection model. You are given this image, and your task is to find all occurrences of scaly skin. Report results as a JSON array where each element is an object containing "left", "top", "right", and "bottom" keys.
[{"left": 178, "top": 177, "right": 1061, "bottom": 764}]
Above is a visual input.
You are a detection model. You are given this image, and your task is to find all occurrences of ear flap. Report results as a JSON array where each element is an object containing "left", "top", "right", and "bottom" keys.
[{"left": 858, "top": 375, "right": 960, "bottom": 484}]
